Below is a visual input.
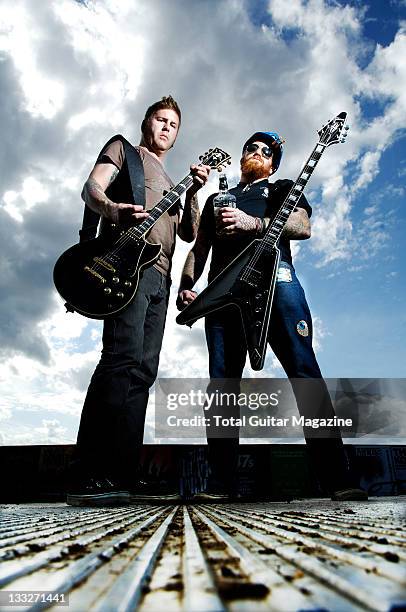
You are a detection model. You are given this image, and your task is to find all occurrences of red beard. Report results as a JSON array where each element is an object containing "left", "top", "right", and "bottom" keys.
[{"left": 240, "top": 157, "right": 269, "bottom": 182}]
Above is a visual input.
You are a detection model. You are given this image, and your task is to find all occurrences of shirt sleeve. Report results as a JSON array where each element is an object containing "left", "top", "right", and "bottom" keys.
[
  {"left": 271, "top": 179, "right": 312, "bottom": 218},
  {"left": 96, "top": 139, "right": 125, "bottom": 170},
  {"left": 200, "top": 194, "right": 216, "bottom": 237}
]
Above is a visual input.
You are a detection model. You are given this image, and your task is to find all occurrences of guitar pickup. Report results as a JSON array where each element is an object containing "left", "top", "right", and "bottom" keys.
[
  {"left": 84, "top": 266, "right": 106, "bottom": 284},
  {"left": 93, "top": 257, "right": 116, "bottom": 272}
]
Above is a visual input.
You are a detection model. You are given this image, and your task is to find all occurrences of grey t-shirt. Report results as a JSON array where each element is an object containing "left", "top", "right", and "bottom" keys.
[{"left": 98, "top": 139, "right": 180, "bottom": 276}]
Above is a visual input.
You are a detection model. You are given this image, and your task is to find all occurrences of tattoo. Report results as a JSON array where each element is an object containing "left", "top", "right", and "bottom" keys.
[
  {"left": 190, "top": 195, "right": 200, "bottom": 234},
  {"left": 281, "top": 209, "right": 311, "bottom": 240},
  {"left": 238, "top": 210, "right": 256, "bottom": 232},
  {"left": 85, "top": 178, "right": 109, "bottom": 204},
  {"left": 107, "top": 167, "right": 119, "bottom": 187},
  {"left": 223, "top": 209, "right": 256, "bottom": 234},
  {"left": 179, "top": 193, "right": 201, "bottom": 242},
  {"left": 83, "top": 178, "right": 114, "bottom": 218}
]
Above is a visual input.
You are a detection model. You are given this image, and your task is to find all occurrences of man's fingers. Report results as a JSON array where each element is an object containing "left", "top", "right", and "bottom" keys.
[
  {"left": 131, "top": 205, "right": 147, "bottom": 212},
  {"left": 118, "top": 203, "right": 146, "bottom": 212},
  {"left": 190, "top": 163, "right": 210, "bottom": 188},
  {"left": 176, "top": 290, "right": 197, "bottom": 311}
]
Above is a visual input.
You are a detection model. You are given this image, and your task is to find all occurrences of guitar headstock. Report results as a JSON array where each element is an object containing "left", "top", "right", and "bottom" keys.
[
  {"left": 199, "top": 147, "right": 231, "bottom": 172},
  {"left": 318, "top": 111, "right": 349, "bottom": 147}
]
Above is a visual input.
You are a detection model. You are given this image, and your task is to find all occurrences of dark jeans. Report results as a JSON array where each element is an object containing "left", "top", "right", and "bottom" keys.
[
  {"left": 75, "top": 266, "right": 170, "bottom": 486},
  {"left": 204, "top": 261, "right": 352, "bottom": 494}
]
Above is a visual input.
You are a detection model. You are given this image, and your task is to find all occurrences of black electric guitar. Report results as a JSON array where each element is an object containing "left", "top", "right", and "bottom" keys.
[
  {"left": 177, "top": 112, "right": 349, "bottom": 370},
  {"left": 54, "top": 147, "right": 231, "bottom": 319}
]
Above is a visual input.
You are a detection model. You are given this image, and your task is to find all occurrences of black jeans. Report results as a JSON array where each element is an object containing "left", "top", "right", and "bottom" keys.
[
  {"left": 76, "top": 266, "right": 170, "bottom": 486},
  {"left": 204, "top": 262, "right": 353, "bottom": 494}
]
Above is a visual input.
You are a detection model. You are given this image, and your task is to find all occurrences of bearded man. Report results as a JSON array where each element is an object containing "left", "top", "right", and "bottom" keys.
[{"left": 177, "top": 131, "right": 367, "bottom": 502}]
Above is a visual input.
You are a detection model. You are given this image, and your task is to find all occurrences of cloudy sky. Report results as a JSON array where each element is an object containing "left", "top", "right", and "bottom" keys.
[{"left": 0, "top": 0, "right": 405, "bottom": 446}]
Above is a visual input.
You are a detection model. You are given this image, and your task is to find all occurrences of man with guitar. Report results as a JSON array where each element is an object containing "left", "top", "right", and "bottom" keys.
[
  {"left": 177, "top": 131, "right": 367, "bottom": 502},
  {"left": 67, "top": 96, "right": 210, "bottom": 505}
]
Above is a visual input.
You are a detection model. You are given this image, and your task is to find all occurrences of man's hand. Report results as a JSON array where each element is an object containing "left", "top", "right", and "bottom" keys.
[
  {"left": 188, "top": 164, "right": 211, "bottom": 195},
  {"left": 217, "top": 207, "right": 258, "bottom": 235},
  {"left": 82, "top": 172, "right": 150, "bottom": 226},
  {"left": 176, "top": 289, "right": 197, "bottom": 310},
  {"left": 109, "top": 203, "right": 150, "bottom": 225}
]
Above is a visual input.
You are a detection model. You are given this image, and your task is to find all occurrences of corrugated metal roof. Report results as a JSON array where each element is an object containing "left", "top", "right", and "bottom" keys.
[{"left": 0, "top": 497, "right": 405, "bottom": 611}]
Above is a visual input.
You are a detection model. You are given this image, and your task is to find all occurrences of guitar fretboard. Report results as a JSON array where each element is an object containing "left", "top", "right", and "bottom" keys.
[
  {"left": 115, "top": 174, "right": 194, "bottom": 246},
  {"left": 259, "top": 142, "right": 326, "bottom": 252}
]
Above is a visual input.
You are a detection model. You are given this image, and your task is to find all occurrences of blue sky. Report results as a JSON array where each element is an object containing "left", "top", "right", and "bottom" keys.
[{"left": 0, "top": 0, "right": 404, "bottom": 444}]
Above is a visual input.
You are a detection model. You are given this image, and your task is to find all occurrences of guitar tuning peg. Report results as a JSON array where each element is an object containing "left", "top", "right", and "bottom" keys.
[
  {"left": 340, "top": 138, "right": 345, "bottom": 143},
  {"left": 199, "top": 156, "right": 203, "bottom": 161},
  {"left": 209, "top": 148, "right": 213, "bottom": 152},
  {"left": 346, "top": 125, "right": 350, "bottom": 130},
  {"left": 205, "top": 151, "right": 208, "bottom": 156},
  {"left": 217, "top": 167, "right": 222, "bottom": 172},
  {"left": 227, "top": 160, "right": 231, "bottom": 165}
]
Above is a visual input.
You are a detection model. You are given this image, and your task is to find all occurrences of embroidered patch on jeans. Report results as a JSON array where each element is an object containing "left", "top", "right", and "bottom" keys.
[
  {"left": 296, "top": 320, "right": 309, "bottom": 337},
  {"left": 277, "top": 267, "right": 292, "bottom": 282}
]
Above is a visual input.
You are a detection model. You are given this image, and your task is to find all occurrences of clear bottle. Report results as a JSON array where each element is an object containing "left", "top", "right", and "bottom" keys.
[{"left": 213, "top": 173, "right": 236, "bottom": 235}]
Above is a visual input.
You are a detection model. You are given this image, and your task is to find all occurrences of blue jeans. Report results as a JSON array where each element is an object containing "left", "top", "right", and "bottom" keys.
[
  {"left": 76, "top": 266, "right": 170, "bottom": 486},
  {"left": 204, "top": 262, "right": 352, "bottom": 493}
]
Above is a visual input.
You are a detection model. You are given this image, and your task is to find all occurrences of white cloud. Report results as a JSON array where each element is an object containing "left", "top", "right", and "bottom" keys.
[
  {"left": 54, "top": 0, "right": 146, "bottom": 131},
  {"left": 39, "top": 298, "right": 92, "bottom": 341},
  {"left": 261, "top": 1, "right": 406, "bottom": 267},
  {"left": 38, "top": 418, "right": 67, "bottom": 442},
  {"left": 2, "top": 418, "right": 68, "bottom": 445},
  {"left": 352, "top": 150, "right": 381, "bottom": 192},
  {"left": 0, "top": 0, "right": 405, "bottom": 443},
  {"left": 0, "top": 3, "right": 65, "bottom": 118},
  {"left": 364, "top": 205, "right": 377, "bottom": 216},
  {"left": 2, "top": 176, "right": 49, "bottom": 222}
]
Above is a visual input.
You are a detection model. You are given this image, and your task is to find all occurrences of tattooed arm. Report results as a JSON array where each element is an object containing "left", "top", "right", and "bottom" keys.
[
  {"left": 81, "top": 161, "right": 149, "bottom": 225},
  {"left": 281, "top": 208, "right": 311, "bottom": 240},
  {"left": 177, "top": 191, "right": 201, "bottom": 242},
  {"left": 219, "top": 207, "right": 310, "bottom": 239},
  {"left": 218, "top": 207, "right": 264, "bottom": 236},
  {"left": 178, "top": 164, "right": 210, "bottom": 242}
]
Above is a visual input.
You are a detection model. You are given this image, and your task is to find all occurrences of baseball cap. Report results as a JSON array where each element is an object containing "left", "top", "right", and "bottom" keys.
[{"left": 242, "top": 131, "right": 284, "bottom": 171}]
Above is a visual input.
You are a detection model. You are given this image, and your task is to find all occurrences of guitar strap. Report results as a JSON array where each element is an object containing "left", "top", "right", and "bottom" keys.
[{"left": 79, "top": 135, "right": 145, "bottom": 243}]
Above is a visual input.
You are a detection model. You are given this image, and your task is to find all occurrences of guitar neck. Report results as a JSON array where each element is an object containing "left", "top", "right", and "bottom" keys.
[
  {"left": 261, "top": 141, "right": 327, "bottom": 249},
  {"left": 123, "top": 174, "right": 194, "bottom": 241}
]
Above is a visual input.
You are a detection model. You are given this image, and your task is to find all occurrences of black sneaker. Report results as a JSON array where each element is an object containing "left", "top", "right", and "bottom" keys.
[
  {"left": 128, "top": 480, "right": 181, "bottom": 504},
  {"left": 331, "top": 488, "right": 368, "bottom": 501},
  {"left": 66, "top": 477, "right": 129, "bottom": 506}
]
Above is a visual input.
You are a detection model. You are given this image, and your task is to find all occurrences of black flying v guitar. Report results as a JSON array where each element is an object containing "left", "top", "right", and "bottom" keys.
[
  {"left": 176, "top": 112, "right": 349, "bottom": 371},
  {"left": 53, "top": 147, "right": 231, "bottom": 319}
]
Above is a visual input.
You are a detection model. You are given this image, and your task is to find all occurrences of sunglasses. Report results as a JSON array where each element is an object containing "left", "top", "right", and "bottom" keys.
[{"left": 244, "top": 143, "right": 273, "bottom": 159}]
